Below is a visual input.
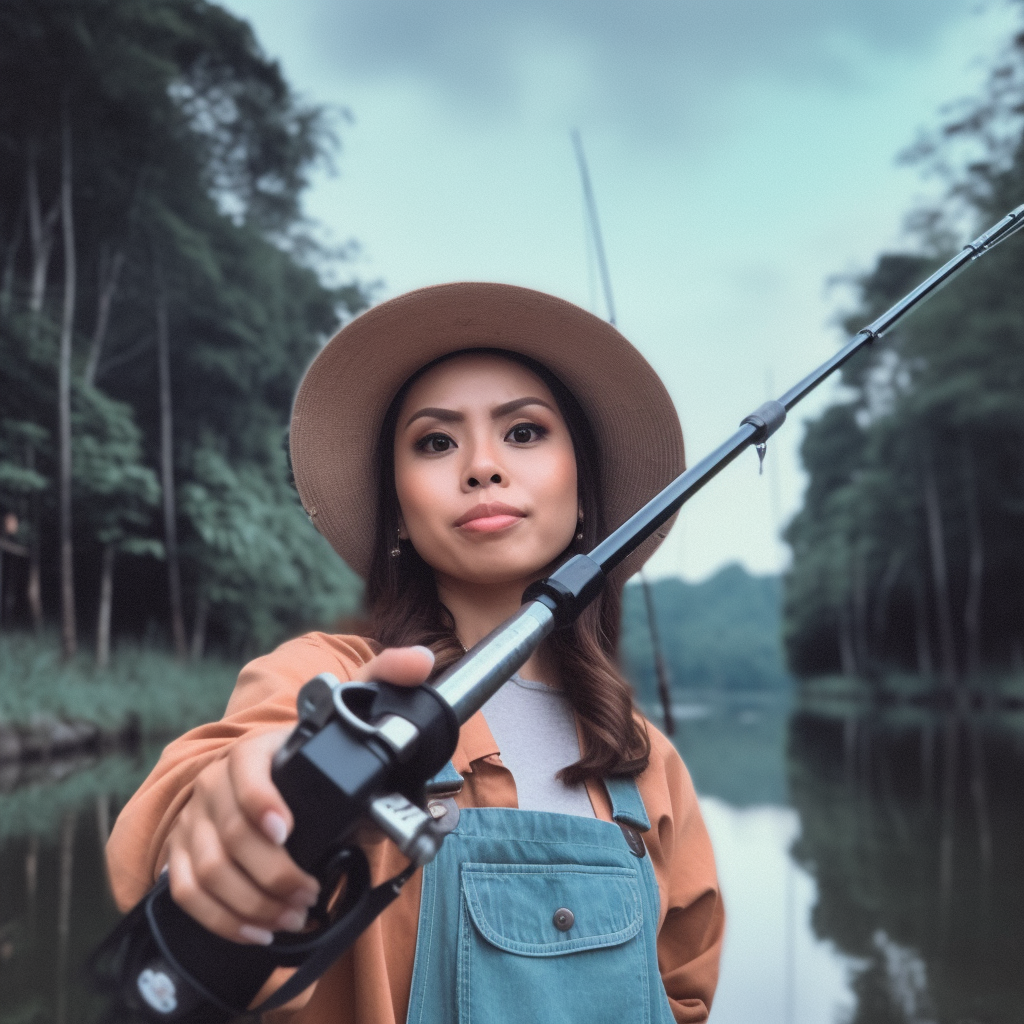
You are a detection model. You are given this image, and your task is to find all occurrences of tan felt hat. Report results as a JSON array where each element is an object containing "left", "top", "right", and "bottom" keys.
[{"left": 290, "top": 282, "right": 685, "bottom": 582}]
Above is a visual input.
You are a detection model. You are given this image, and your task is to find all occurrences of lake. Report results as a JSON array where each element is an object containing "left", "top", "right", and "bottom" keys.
[{"left": 1, "top": 697, "right": 1020, "bottom": 1023}]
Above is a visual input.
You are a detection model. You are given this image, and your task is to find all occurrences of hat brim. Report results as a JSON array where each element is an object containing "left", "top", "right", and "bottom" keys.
[{"left": 291, "top": 283, "right": 685, "bottom": 584}]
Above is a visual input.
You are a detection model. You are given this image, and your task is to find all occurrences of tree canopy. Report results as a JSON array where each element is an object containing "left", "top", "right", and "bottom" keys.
[
  {"left": 0, "top": 0, "right": 367, "bottom": 657},
  {"left": 783, "top": 8, "right": 1024, "bottom": 688}
]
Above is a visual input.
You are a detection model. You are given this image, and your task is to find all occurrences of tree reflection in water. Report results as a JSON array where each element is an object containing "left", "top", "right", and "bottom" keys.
[{"left": 788, "top": 710, "right": 1024, "bottom": 1024}]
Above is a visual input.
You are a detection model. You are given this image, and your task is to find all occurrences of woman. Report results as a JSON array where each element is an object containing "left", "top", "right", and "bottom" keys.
[{"left": 107, "top": 283, "right": 724, "bottom": 1023}]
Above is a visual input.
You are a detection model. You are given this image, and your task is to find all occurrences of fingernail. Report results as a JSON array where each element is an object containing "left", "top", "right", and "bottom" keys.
[
  {"left": 289, "top": 887, "right": 320, "bottom": 909},
  {"left": 411, "top": 645, "right": 435, "bottom": 666},
  {"left": 276, "top": 909, "right": 307, "bottom": 933},
  {"left": 261, "top": 811, "right": 288, "bottom": 846},
  {"left": 239, "top": 924, "right": 274, "bottom": 945}
]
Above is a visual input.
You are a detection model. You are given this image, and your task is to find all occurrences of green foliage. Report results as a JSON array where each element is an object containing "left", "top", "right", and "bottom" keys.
[
  {"left": 0, "top": 0, "right": 368, "bottom": 652},
  {"left": 783, "top": 15, "right": 1024, "bottom": 684},
  {"left": 620, "top": 565, "right": 793, "bottom": 698},
  {"left": 0, "top": 630, "right": 237, "bottom": 737}
]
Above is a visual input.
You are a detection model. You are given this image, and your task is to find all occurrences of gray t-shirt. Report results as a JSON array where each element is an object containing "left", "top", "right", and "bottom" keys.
[{"left": 480, "top": 675, "right": 596, "bottom": 818}]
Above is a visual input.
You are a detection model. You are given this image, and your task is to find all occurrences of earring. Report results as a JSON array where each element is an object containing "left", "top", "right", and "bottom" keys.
[
  {"left": 390, "top": 526, "right": 402, "bottom": 558},
  {"left": 575, "top": 511, "right": 584, "bottom": 543}
]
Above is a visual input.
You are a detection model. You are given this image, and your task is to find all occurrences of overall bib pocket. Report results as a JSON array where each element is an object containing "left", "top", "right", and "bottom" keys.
[{"left": 457, "top": 863, "right": 649, "bottom": 1024}]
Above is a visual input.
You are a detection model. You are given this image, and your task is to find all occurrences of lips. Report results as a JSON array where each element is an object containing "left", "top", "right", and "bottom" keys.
[{"left": 454, "top": 502, "right": 526, "bottom": 533}]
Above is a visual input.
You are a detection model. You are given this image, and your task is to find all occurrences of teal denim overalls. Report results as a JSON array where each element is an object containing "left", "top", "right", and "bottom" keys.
[{"left": 405, "top": 762, "right": 677, "bottom": 1024}]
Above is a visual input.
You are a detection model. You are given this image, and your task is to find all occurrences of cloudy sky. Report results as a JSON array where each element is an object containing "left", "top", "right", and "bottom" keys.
[{"left": 224, "top": 0, "right": 1018, "bottom": 582}]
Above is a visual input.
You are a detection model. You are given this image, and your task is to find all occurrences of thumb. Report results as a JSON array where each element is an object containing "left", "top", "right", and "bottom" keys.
[{"left": 354, "top": 645, "right": 435, "bottom": 687}]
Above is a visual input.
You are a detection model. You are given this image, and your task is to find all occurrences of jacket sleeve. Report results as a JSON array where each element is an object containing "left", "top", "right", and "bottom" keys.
[
  {"left": 105, "top": 633, "right": 375, "bottom": 911},
  {"left": 640, "top": 728, "right": 725, "bottom": 1023}
]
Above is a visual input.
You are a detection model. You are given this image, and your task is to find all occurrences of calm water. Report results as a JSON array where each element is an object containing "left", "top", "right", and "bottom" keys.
[{"left": 1, "top": 702, "right": 1021, "bottom": 1023}]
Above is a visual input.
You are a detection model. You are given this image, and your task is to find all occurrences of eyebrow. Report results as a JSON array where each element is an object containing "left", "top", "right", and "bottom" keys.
[{"left": 403, "top": 396, "right": 555, "bottom": 429}]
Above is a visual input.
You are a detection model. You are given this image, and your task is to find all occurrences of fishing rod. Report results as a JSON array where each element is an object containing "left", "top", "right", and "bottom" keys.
[
  {"left": 572, "top": 127, "right": 676, "bottom": 735},
  {"left": 93, "top": 201, "right": 1024, "bottom": 1022}
]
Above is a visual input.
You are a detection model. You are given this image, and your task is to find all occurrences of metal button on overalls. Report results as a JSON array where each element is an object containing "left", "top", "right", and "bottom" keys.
[{"left": 552, "top": 908, "right": 574, "bottom": 931}]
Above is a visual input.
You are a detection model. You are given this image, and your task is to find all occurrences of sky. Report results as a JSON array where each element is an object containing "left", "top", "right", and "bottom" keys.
[{"left": 223, "top": 0, "right": 1020, "bottom": 582}]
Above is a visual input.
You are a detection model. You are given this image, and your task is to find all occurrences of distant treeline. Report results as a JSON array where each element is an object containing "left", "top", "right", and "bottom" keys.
[
  {"left": 621, "top": 565, "right": 792, "bottom": 698},
  {"left": 0, "top": 1, "right": 366, "bottom": 663},
  {"left": 784, "top": 13, "right": 1024, "bottom": 688}
]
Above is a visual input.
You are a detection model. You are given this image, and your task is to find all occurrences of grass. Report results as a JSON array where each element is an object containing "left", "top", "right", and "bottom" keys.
[{"left": 0, "top": 630, "right": 239, "bottom": 738}]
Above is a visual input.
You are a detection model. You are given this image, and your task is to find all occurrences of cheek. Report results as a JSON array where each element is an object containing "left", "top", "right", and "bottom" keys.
[
  {"left": 536, "top": 444, "right": 578, "bottom": 527},
  {"left": 394, "top": 454, "right": 452, "bottom": 539}
]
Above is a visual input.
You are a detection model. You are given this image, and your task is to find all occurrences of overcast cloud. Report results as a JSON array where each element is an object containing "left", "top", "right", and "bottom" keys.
[{"left": 299, "top": 0, "right": 974, "bottom": 138}]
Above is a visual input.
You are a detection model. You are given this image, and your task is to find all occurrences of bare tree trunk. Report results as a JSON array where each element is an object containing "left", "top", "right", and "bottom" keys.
[
  {"left": 58, "top": 99, "right": 77, "bottom": 660},
  {"left": 25, "top": 443, "right": 43, "bottom": 632},
  {"left": 155, "top": 261, "right": 188, "bottom": 659},
  {"left": 83, "top": 244, "right": 125, "bottom": 388},
  {"left": 26, "top": 140, "right": 60, "bottom": 317},
  {"left": 923, "top": 455, "right": 958, "bottom": 692},
  {"left": 871, "top": 550, "right": 904, "bottom": 654},
  {"left": 838, "top": 601, "right": 857, "bottom": 676},
  {"left": 640, "top": 573, "right": 674, "bottom": 735},
  {"left": 96, "top": 543, "right": 115, "bottom": 670},
  {"left": 961, "top": 445, "right": 984, "bottom": 685},
  {"left": 190, "top": 590, "right": 209, "bottom": 663},
  {"left": 852, "top": 542, "right": 870, "bottom": 675},
  {"left": 913, "top": 569, "right": 934, "bottom": 679}
]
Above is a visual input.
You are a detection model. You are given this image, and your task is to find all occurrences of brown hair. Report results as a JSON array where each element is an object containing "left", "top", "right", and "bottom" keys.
[{"left": 365, "top": 350, "right": 650, "bottom": 784}]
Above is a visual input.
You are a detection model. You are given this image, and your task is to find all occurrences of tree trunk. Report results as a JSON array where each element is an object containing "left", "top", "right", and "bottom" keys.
[
  {"left": 190, "top": 590, "right": 209, "bottom": 662},
  {"left": 640, "top": 573, "right": 674, "bottom": 736},
  {"left": 871, "top": 550, "right": 903, "bottom": 654},
  {"left": 83, "top": 244, "right": 125, "bottom": 388},
  {"left": 838, "top": 601, "right": 857, "bottom": 676},
  {"left": 96, "top": 543, "right": 115, "bottom": 670},
  {"left": 58, "top": 99, "right": 77, "bottom": 660},
  {"left": 26, "top": 443, "right": 43, "bottom": 633},
  {"left": 923, "top": 455, "right": 958, "bottom": 692},
  {"left": 961, "top": 445, "right": 984, "bottom": 684},
  {"left": 26, "top": 140, "right": 60, "bottom": 317},
  {"left": 913, "top": 569, "right": 934, "bottom": 680},
  {"left": 155, "top": 261, "right": 188, "bottom": 659},
  {"left": 852, "top": 542, "right": 870, "bottom": 675}
]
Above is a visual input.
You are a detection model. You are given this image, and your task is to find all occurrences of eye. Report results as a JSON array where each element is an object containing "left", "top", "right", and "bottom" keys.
[
  {"left": 415, "top": 432, "right": 456, "bottom": 454},
  {"left": 505, "top": 422, "right": 547, "bottom": 444}
]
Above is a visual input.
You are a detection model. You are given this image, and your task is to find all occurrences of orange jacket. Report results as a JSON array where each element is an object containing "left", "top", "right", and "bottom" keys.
[{"left": 107, "top": 633, "right": 724, "bottom": 1023}]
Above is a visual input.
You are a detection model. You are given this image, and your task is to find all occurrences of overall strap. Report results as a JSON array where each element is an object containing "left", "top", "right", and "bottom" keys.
[
  {"left": 604, "top": 777, "right": 651, "bottom": 831},
  {"left": 426, "top": 761, "right": 464, "bottom": 793}
]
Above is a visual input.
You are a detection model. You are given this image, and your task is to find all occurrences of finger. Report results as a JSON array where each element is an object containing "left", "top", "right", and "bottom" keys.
[
  {"left": 168, "top": 838, "right": 278, "bottom": 946},
  {"left": 354, "top": 645, "right": 435, "bottom": 687},
  {"left": 185, "top": 816, "right": 313, "bottom": 934},
  {"left": 222, "top": 733, "right": 322, "bottom": 900},
  {"left": 226, "top": 728, "right": 299, "bottom": 842}
]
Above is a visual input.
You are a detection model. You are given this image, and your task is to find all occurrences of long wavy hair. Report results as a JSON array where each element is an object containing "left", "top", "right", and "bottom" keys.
[{"left": 364, "top": 350, "right": 650, "bottom": 784}]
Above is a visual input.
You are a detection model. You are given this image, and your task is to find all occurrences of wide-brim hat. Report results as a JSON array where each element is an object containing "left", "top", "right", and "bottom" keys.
[{"left": 290, "top": 282, "right": 685, "bottom": 583}]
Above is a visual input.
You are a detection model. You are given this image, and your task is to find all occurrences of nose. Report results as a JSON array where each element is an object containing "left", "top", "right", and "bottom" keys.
[{"left": 463, "top": 439, "right": 505, "bottom": 490}]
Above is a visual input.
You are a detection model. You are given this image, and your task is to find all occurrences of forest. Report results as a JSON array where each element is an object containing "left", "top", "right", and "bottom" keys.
[
  {"left": 0, "top": 0, "right": 367, "bottom": 668},
  {"left": 783, "top": 19, "right": 1024, "bottom": 695}
]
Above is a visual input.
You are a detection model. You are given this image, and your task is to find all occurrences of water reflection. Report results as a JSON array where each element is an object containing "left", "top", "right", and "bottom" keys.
[
  {"left": 0, "top": 748, "right": 159, "bottom": 1024},
  {"left": 1, "top": 707, "right": 1022, "bottom": 1023},
  {"left": 788, "top": 710, "right": 1024, "bottom": 1024}
]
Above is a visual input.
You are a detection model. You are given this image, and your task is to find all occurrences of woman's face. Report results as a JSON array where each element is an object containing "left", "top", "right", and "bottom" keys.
[{"left": 393, "top": 353, "right": 579, "bottom": 590}]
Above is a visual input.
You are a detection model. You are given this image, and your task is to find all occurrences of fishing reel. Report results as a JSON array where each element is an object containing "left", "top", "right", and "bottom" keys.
[{"left": 91, "top": 672, "right": 460, "bottom": 1022}]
